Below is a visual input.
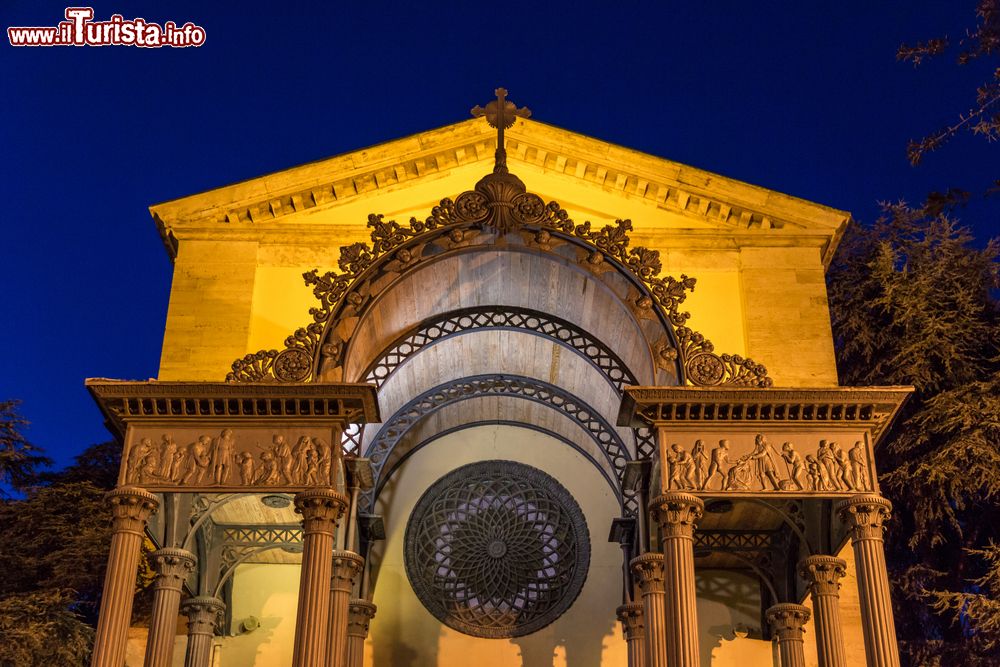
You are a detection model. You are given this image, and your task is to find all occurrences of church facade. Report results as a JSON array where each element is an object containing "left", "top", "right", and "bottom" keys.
[{"left": 87, "top": 91, "right": 910, "bottom": 667}]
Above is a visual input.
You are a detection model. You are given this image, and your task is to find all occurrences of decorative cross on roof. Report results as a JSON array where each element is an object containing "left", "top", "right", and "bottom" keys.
[{"left": 472, "top": 88, "right": 531, "bottom": 174}]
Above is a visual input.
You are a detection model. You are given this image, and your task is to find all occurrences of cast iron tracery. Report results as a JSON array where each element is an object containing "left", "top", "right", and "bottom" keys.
[
  {"left": 404, "top": 460, "right": 590, "bottom": 638},
  {"left": 354, "top": 305, "right": 657, "bottom": 460},
  {"left": 357, "top": 374, "right": 634, "bottom": 515},
  {"left": 226, "top": 89, "right": 772, "bottom": 389}
]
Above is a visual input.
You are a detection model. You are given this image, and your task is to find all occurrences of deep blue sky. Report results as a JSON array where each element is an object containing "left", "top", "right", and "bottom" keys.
[{"left": 2, "top": 2, "right": 997, "bottom": 470}]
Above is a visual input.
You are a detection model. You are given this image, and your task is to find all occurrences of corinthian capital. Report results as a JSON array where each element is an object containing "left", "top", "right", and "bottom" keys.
[
  {"left": 181, "top": 596, "right": 226, "bottom": 636},
  {"left": 766, "top": 603, "right": 810, "bottom": 640},
  {"left": 294, "top": 488, "right": 348, "bottom": 535},
  {"left": 107, "top": 486, "right": 159, "bottom": 535},
  {"left": 615, "top": 602, "right": 645, "bottom": 641},
  {"left": 837, "top": 493, "right": 892, "bottom": 542},
  {"left": 650, "top": 492, "right": 704, "bottom": 539},
  {"left": 331, "top": 550, "right": 364, "bottom": 591},
  {"left": 150, "top": 547, "right": 197, "bottom": 591},
  {"left": 347, "top": 599, "right": 377, "bottom": 638},
  {"left": 798, "top": 555, "right": 847, "bottom": 597},
  {"left": 630, "top": 552, "right": 666, "bottom": 594}
]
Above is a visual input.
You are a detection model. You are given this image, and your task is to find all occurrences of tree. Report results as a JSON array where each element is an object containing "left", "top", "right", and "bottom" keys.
[
  {"left": 898, "top": 0, "right": 1000, "bottom": 170},
  {"left": 828, "top": 200, "right": 1000, "bottom": 665},
  {"left": 0, "top": 438, "right": 153, "bottom": 665},
  {"left": 0, "top": 590, "right": 94, "bottom": 667},
  {"left": 0, "top": 400, "right": 51, "bottom": 494}
]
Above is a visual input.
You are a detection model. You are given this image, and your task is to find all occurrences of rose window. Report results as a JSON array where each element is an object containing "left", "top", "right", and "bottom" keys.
[{"left": 404, "top": 460, "right": 590, "bottom": 638}]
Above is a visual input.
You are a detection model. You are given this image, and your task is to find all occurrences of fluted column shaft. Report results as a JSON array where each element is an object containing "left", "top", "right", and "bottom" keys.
[
  {"left": 766, "top": 603, "right": 810, "bottom": 667},
  {"left": 630, "top": 554, "right": 665, "bottom": 667},
  {"left": 799, "top": 555, "right": 849, "bottom": 667},
  {"left": 651, "top": 493, "right": 704, "bottom": 667},
  {"left": 292, "top": 489, "right": 349, "bottom": 667},
  {"left": 91, "top": 486, "right": 159, "bottom": 667},
  {"left": 180, "top": 596, "right": 225, "bottom": 667},
  {"left": 327, "top": 551, "right": 364, "bottom": 667},
  {"left": 616, "top": 602, "right": 646, "bottom": 667},
  {"left": 144, "top": 547, "right": 197, "bottom": 667},
  {"left": 345, "top": 599, "right": 376, "bottom": 667},
  {"left": 838, "top": 494, "right": 900, "bottom": 667}
]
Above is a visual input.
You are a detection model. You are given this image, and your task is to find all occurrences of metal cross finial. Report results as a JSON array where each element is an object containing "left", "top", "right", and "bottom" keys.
[{"left": 472, "top": 88, "right": 531, "bottom": 174}]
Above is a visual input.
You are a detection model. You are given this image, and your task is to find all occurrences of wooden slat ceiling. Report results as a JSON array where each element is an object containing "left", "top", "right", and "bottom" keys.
[
  {"left": 361, "top": 330, "right": 636, "bottom": 456},
  {"left": 343, "top": 250, "right": 656, "bottom": 386}
]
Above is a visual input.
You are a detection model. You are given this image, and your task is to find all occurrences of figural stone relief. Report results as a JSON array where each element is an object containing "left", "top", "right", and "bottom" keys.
[
  {"left": 123, "top": 428, "right": 347, "bottom": 491},
  {"left": 663, "top": 433, "right": 874, "bottom": 494}
]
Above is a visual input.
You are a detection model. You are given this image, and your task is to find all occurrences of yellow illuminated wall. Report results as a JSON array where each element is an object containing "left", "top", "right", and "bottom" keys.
[{"left": 148, "top": 118, "right": 853, "bottom": 666}]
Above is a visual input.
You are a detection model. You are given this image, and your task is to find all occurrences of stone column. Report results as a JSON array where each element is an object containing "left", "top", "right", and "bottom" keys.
[
  {"left": 630, "top": 553, "right": 666, "bottom": 667},
  {"left": 180, "top": 596, "right": 225, "bottom": 667},
  {"left": 327, "top": 550, "right": 364, "bottom": 667},
  {"left": 292, "top": 488, "right": 349, "bottom": 667},
  {"left": 650, "top": 493, "right": 704, "bottom": 667},
  {"left": 345, "top": 599, "right": 376, "bottom": 667},
  {"left": 616, "top": 602, "right": 646, "bottom": 667},
  {"left": 91, "top": 486, "right": 159, "bottom": 667},
  {"left": 144, "top": 547, "right": 197, "bottom": 667},
  {"left": 838, "top": 494, "right": 900, "bottom": 667},
  {"left": 799, "top": 555, "right": 849, "bottom": 667},
  {"left": 766, "top": 603, "right": 810, "bottom": 667}
]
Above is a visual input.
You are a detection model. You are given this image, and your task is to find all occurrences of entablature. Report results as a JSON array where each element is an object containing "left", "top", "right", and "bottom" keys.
[
  {"left": 86, "top": 379, "right": 380, "bottom": 494},
  {"left": 619, "top": 386, "right": 913, "bottom": 499}
]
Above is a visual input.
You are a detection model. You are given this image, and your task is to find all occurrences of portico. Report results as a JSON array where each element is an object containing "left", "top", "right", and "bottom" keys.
[{"left": 87, "top": 90, "right": 911, "bottom": 667}]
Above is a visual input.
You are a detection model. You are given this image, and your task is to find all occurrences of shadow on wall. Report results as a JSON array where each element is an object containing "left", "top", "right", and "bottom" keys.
[
  {"left": 696, "top": 570, "right": 774, "bottom": 667},
  {"left": 219, "top": 614, "right": 277, "bottom": 666},
  {"left": 371, "top": 569, "right": 442, "bottom": 667},
  {"left": 511, "top": 623, "right": 611, "bottom": 667}
]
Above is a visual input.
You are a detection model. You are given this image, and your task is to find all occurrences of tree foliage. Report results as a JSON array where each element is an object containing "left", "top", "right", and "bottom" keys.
[
  {"left": 0, "top": 590, "right": 94, "bottom": 667},
  {"left": 898, "top": 0, "right": 1000, "bottom": 169},
  {"left": 828, "top": 200, "right": 1000, "bottom": 665},
  {"left": 0, "top": 437, "right": 137, "bottom": 665},
  {"left": 0, "top": 400, "right": 51, "bottom": 494}
]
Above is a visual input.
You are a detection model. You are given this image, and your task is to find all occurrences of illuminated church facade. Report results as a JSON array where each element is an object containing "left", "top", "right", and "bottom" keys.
[{"left": 87, "top": 91, "right": 910, "bottom": 667}]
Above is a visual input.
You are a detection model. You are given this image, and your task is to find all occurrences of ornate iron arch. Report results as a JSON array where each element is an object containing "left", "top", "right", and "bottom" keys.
[
  {"left": 358, "top": 373, "right": 636, "bottom": 515},
  {"left": 354, "top": 305, "right": 657, "bottom": 460},
  {"left": 226, "top": 92, "right": 772, "bottom": 390},
  {"left": 373, "top": 420, "right": 623, "bottom": 509}
]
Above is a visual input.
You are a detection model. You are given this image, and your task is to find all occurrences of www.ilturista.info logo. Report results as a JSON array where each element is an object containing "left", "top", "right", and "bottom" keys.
[{"left": 8, "top": 7, "right": 206, "bottom": 47}]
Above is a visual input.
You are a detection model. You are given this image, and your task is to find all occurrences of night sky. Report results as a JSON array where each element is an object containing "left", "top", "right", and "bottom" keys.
[{"left": 3, "top": 2, "right": 997, "bottom": 469}]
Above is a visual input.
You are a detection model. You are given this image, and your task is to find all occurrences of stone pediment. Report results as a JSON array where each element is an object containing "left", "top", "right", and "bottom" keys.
[{"left": 150, "top": 117, "right": 851, "bottom": 266}]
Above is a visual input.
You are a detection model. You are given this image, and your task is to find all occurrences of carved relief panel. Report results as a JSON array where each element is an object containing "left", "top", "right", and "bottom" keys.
[
  {"left": 658, "top": 429, "right": 877, "bottom": 497},
  {"left": 120, "top": 426, "right": 346, "bottom": 492}
]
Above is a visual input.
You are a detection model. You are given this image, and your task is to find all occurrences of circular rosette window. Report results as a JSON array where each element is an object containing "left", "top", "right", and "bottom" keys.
[{"left": 404, "top": 460, "right": 590, "bottom": 638}]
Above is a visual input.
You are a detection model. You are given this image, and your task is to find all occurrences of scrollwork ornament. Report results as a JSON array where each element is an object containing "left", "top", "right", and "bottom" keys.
[
  {"left": 273, "top": 348, "right": 313, "bottom": 382},
  {"left": 227, "top": 90, "right": 774, "bottom": 387},
  {"left": 510, "top": 192, "right": 546, "bottom": 224},
  {"left": 677, "top": 326, "right": 773, "bottom": 387},
  {"left": 454, "top": 191, "right": 490, "bottom": 222},
  {"left": 687, "top": 352, "right": 727, "bottom": 385}
]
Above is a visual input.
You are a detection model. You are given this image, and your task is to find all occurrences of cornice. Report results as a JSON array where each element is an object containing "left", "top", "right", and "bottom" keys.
[
  {"left": 618, "top": 385, "right": 913, "bottom": 445},
  {"left": 85, "top": 378, "right": 381, "bottom": 437},
  {"left": 149, "top": 118, "right": 851, "bottom": 265}
]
